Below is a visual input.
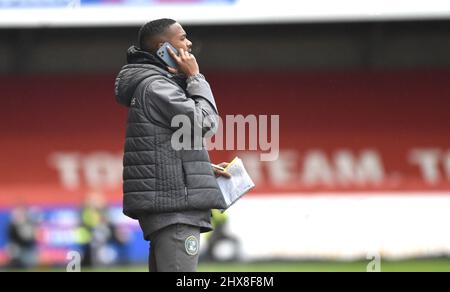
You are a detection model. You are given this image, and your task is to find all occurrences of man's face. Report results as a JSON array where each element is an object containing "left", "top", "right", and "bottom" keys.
[{"left": 164, "top": 23, "right": 193, "bottom": 53}]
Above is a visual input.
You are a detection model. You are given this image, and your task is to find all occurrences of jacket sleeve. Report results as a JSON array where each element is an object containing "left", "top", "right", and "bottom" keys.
[{"left": 143, "top": 76, "right": 219, "bottom": 137}]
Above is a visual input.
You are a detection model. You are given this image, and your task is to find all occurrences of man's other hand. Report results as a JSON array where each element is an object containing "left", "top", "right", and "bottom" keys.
[{"left": 213, "top": 162, "right": 231, "bottom": 179}]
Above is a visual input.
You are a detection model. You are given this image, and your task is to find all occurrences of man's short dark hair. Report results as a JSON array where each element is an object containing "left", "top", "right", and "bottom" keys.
[{"left": 138, "top": 18, "right": 176, "bottom": 53}]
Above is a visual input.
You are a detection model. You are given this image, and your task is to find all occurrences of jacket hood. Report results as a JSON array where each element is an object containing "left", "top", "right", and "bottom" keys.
[
  {"left": 114, "top": 46, "right": 169, "bottom": 107},
  {"left": 115, "top": 46, "right": 187, "bottom": 107},
  {"left": 126, "top": 45, "right": 167, "bottom": 68}
]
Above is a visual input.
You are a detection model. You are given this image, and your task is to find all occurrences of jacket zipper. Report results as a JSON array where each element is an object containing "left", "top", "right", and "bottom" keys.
[{"left": 182, "top": 164, "right": 188, "bottom": 202}]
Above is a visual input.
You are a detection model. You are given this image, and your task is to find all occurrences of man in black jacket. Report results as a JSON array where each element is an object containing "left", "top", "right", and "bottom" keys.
[{"left": 115, "top": 18, "right": 230, "bottom": 272}]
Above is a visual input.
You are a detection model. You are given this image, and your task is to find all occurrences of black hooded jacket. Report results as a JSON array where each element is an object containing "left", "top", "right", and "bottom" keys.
[{"left": 115, "top": 46, "right": 226, "bottom": 220}]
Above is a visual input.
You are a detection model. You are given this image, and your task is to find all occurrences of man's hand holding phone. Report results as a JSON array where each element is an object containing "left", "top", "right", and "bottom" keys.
[{"left": 167, "top": 46, "right": 200, "bottom": 77}]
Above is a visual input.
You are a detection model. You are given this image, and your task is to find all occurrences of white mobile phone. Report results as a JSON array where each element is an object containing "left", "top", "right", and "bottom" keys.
[{"left": 156, "top": 42, "right": 179, "bottom": 68}]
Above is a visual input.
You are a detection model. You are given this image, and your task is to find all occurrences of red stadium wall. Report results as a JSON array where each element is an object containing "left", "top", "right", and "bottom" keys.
[{"left": 1, "top": 70, "right": 450, "bottom": 207}]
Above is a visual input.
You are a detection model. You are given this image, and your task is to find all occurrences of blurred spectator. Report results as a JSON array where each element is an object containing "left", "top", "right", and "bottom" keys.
[
  {"left": 202, "top": 210, "right": 240, "bottom": 262},
  {"left": 6, "top": 206, "right": 38, "bottom": 268},
  {"left": 78, "top": 191, "right": 130, "bottom": 267}
]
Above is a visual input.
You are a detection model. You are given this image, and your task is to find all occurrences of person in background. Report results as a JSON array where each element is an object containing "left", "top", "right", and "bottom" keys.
[
  {"left": 6, "top": 206, "right": 38, "bottom": 268},
  {"left": 77, "top": 191, "right": 130, "bottom": 267},
  {"left": 202, "top": 209, "right": 240, "bottom": 262}
]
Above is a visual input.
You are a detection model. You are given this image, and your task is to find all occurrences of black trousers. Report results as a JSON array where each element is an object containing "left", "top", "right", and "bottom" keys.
[{"left": 148, "top": 224, "right": 201, "bottom": 272}]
